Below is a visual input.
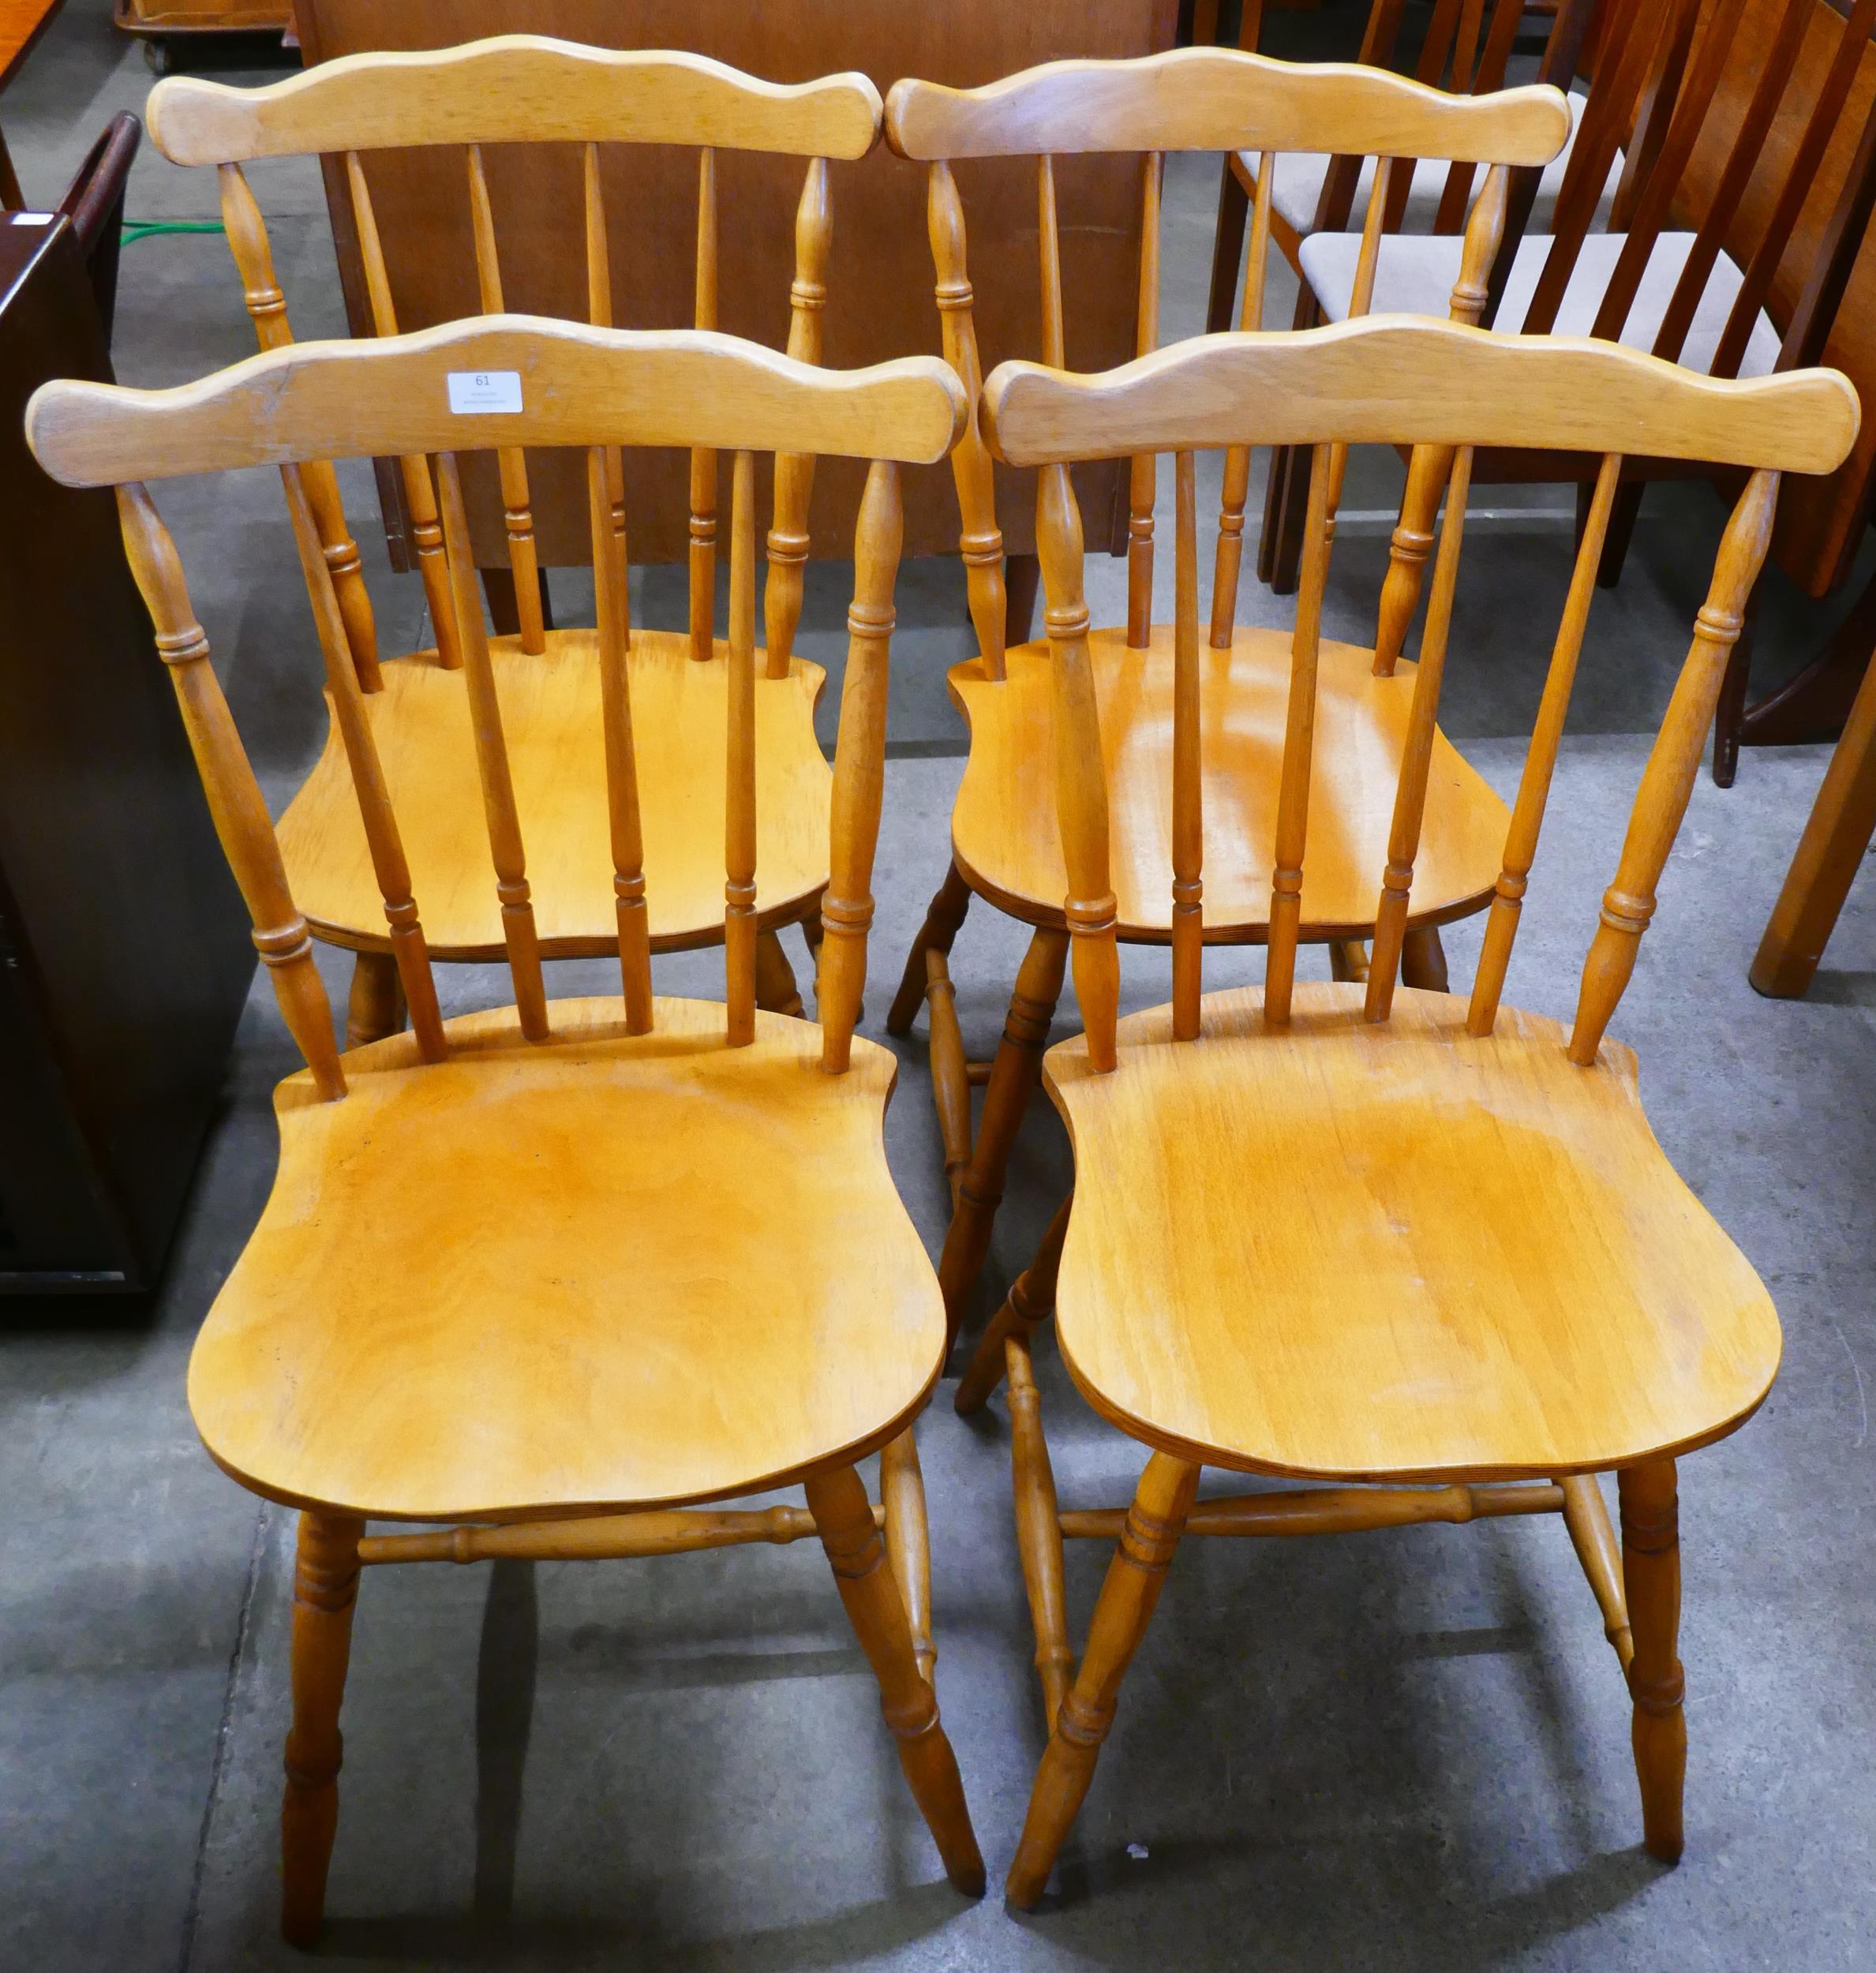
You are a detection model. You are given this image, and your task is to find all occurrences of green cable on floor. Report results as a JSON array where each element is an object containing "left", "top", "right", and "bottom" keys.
[{"left": 120, "top": 220, "right": 226, "bottom": 246}]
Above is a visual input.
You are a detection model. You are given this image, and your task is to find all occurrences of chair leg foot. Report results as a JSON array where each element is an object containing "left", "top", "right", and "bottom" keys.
[
  {"left": 1005, "top": 1452, "right": 1199, "bottom": 1909},
  {"left": 1399, "top": 926, "right": 1449, "bottom": 992},
  {"left": 1619, "top": 1461, "right": 1685, "bottom": 1864},
  {"left": 755, "top": 929, "right": 804, "bottom": 1017},
  {"left": 281, "top": 1511, "right": 364, "bottom": 1948},
  {"left": 806, "top": 1464, "right": 985, "bottom": 1895}
]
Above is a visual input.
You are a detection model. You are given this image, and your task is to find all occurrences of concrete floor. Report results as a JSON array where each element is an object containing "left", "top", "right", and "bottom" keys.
[{"left": 3, "top": 5, "right": 1874, "bottom": 1969}]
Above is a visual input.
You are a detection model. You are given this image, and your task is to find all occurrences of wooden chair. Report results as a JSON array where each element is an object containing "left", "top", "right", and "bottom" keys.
[
  {"left": 962, "top": 316, "right": 1856, "bottom": 1906},
  {"left": 145, "top": 39, "right": 882, "bottom": 1047},
  {"left": 1280, "top": 0, "right": 1876, "bottom": 677},
  {"left": 1750, "top": 641, "right": 1876, "bottom": 997},
  {"left": 1205, "top": 0, "right": 1609, "bottom": 341},
  {"left": 880, "top": 48, "right": 1571, "bottom": 1351},
  {"left": 25, "top": 318, "right": 983, "bottom": 1937}
]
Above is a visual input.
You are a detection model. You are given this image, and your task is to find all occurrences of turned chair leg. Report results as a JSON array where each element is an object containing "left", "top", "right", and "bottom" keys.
[
  {"left": 937, "top": 927, "right": 1069, "bottom": 1348},
  {"left": 346, "top": 951, "right": 406, "bottom": 1048},
  {"left": 881, "top": 1429, "right": 935, "bottom": 1685},
  {"left": 804, "top": 1465, "right": 985, "bottom": 1894},
  {"left": 1619, "top": 1460, "right": 1686, "bottom": 1864},
  {"left": 755, "top": 928, "right": 803, "bottom": 1017},
  {"left": 1006, "top": 1335, "right": 1073, "bottom": 1728},
  {"left": 955, "top": 1194, "right": 1071, "bottom": 1415},
  {"left": 1399, "top": 926, "right": 1450, "bottom": 992},
  {"left": 281, "top": 1511, "right": 364, "bottom": 1948},
  {"left": 1328, "top": 939, "right": 1370, "bottom": 985},
  {"left": 887, "top": 861, "right": 971, "bottom": 1036},
  {"left": 1005, "top": 1451, "right": 1200, "bottom": 1909}
]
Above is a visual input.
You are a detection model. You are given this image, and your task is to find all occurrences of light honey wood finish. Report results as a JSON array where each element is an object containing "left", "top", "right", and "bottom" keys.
[
  {"left": 147, "top": 39, "right": 883, "bottom": 165},
  {"left": 984, "top": 316, "right": 1855, "bottom": 1906},
  {"left": 36, "top": 324, "right": 981, "bottom": 1936},
  {"left": 948, "top": 627, "right": 1507, "bottom": 943},
  {"left": 980, "top": 319, "right": 1860, "bottom": 476},
  {"left": 883, "top": 48, "right": 1567, "bottom": 164},
  {"left": 189, "top": 1001, "right": 942, "bottom": 1518},
  {"left": 30, "top": 321, "right": 965, "bottom": 487},
  {"left": 1043, "top": 986, "right": 1783, "bottom": 1481},
  {"left": 882, "top": 62, "right": 1578, "bottom": 1332}
]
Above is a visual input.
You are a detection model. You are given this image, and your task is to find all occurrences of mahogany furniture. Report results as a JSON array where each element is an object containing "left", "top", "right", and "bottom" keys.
[
  {"left": 147, "top": 40, "right": 879, "bottom": 1050},
  {"left": 27, "top": 317, "right": 982, "bottom": 1935},
  {"left": 965, "top": 316, "right": 1858, "bottom": 1906},
  {"left": 1750, "top": 642, "right": 1876, "bottom": 994},
  {"left": 287, "top": 0, "right": 1177, "bottom": 601},
  {"left": 0, "top": 214, "right": 251, "bottom": 1291},
  {"left": 882, "top": 48, "right": 1570, "bottom": 1346},
  {"left": 114, "top": 0, "right": 290, "bottom": 43}
]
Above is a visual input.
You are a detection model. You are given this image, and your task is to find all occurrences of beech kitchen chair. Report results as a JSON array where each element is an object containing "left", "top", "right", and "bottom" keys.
[
  {"left": 960, "top": 316, "right": 1857, "bottom": 1906},
  {"left": 881, "top": 48, "right": 1571, "bottom": 1348},
  {"left": 25, "top": 318, "right": 983, "bottom": 1939},
  {"left": 146, "top": 39, "right": 882, "bottom": 1046}
]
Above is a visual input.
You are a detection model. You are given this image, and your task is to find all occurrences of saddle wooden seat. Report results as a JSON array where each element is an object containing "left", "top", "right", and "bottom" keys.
[
  {"left": 148, "top": 39, "right": 882, "bottom": 1035},
  {"left": 948, "top": 627, "right": 1506, "bottom": 941},
  {"left": 960, "top": 317, "right": 1857, "bottom": 1907},
  {"left": 28, "top": 319, "right": 983, "bottom": 1937},
  {"left": 281, "top": 630, "right": 829, "bottom": 958},
  {"left": 881, "top": 48, "right": 1571, "bottom": 1339},
  {"left": 193, "top": 998, "right": 939, "bottom": 1519},
  {"left": 1046, "top": 984, "right": 1779, "bottom": 1479}
]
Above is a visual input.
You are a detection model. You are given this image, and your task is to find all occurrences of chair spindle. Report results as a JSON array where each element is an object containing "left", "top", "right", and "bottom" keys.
[
  {"left": 218, "top": 162, "right": 380, "bottom": 691},
  {"left": 344, "top": 151, "right": 462, "bottom": 672},
  {"left": 1320, "top": 155, "right": 1395, "bottom": 548},
  {"left": 1126, "top": 152, "right": 1163, "bottom": 650},
  {"left": 587, "top": 445, "right": 653, "bottom": 1035},
  {"left": 280, "top": 465, "right": 447, "bottom": 1062},
  {"left": 1171, "top": 449, "right": 1202, "bottom": 1039},
  {"left": 766, "top": 157, "right": 832, "bottom": 678},
  {"left": 1265, "top": 445, "right": 1335, "bottom": 1026},
  {"left": 1469, "top": 451, "right": 1621, "bottom": 1037},
  {"left": 1036, "top": 461, "right": 1119, "bottom": 1072},
  {"left": 1569, "top": 470, "right": 1781, "bottom": 1066},
  {"left": 1365, "top": 447, "right": 1473, "bottom": 1022},
  {"left": 725, "top": 447, "right": 758, "bottom": 1045},
  {"left": 1037, "top": 154, "right": 1065, "bottom": 369},
  {"left": 436, "top": 451, "right": 549, "bottom": 1041},
  {"left": 1211, "top": 151, "right": 1273, "bottom": 650},
  {"left": 928, "top": 159, "right": 1008, "bottom": 680},
  {"left": 582, "top": 143, "right": 631, "bottom": 613},
  {"left": 464, "top": 144, "right": 545, "bottom": 656},
  {"left": 690, "top": 147, "right": 720, "bottom": 663},
  {"left": 820, "top": 459, "right": 904, "bottom": 1073},
  {"left": 115, "top": 481, "right": 344, "bottom": 1098}
]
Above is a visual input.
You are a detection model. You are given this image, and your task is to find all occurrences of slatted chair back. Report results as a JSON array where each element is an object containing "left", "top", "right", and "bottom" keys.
[
  {"left": 977, "top": 316, "right": 1857, "bottom": 1071},
  {"left": 883, "top": 51, "right": 1569, "bottom": 674},
  {"left": 27, "top": 322, "right": 966, "bottom": 1093},
  {"left": 1237, "top": 0, "right": 1597, "bottom": 240},
  {"left": 145, "top": 39, "right": 883, "bottom": 685},
  {"left": 1496, "top": 0, "right": 1876, "bottom": 363}
]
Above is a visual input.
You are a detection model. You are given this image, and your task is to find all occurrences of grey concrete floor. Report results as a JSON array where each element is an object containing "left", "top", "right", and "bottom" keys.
[{"left": 3, "top": 5, "right": 1875, "bottom": 1969}]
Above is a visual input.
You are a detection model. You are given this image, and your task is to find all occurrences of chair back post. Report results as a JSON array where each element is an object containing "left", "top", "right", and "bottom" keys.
[
  {"left": 216, "top": 160, "right": 380, "bottom": 690},
  {"left": 114, "top": 481, "right": 346, "bottom": 1099},
  {"left": 765, "top": 156, "right": 833, "bottom": 677}
]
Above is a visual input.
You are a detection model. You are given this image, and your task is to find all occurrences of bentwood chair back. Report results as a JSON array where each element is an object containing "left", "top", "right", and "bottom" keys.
[
  {"left": 25, "top": 320, "right": 983, "bottom": 1940},
  {"left": 967, "top": 314, "right": 1857, "bottom": 1905},
  {"left": 144, "top": 40, "right": 885, "bottom": 1041},
  {"left": 878, "top": 47, "right": 1571, "bottom": 1355}
]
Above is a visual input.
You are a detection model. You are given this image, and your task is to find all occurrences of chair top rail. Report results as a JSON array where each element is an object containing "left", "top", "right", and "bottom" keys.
[
  {"left": 28, "top": 319, "right": 967, "bottom": 489},
  {"left": 980, "top": 319, "right": 1858, "bottom": 477},
  {"left": 884, "top": 48, "right": 1568, "bottom": 165},
  {"left": 147, "top": 37, "right": 883, "bottom": 168}
]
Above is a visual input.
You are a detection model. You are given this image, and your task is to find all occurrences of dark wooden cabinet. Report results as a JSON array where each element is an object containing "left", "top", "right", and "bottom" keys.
[{"left": 0, "top": 218, "right": 253, "bottom": 1292}]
